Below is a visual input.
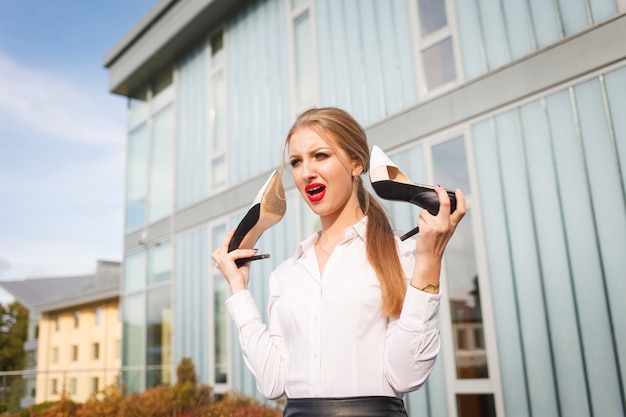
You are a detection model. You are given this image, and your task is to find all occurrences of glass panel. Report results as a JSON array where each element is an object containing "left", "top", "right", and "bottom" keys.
[
  {"left": 501, "top": 0, "right": 534, "bottom": 59},
  {"left": 123, "top": 293, "right": 145, "bottom": 367},
  {"left": 478, "top": 0, "right": 510, "bottom": 70},
  {"left": 446, "top": 211, "right": 487, "bottom": 379},
  {"left": 122, "top": 370, "right": 143, "bottom": 394},
  {"left": 557, "top": 0, "right": 590, "bottom": 35},
  {"left": 128, "top": 89, "right": 148, "bottom": 130},
  {"left": 528, "top": 0, "right": 561, "bottom": 48},
  {"left": 146, "top": 285, "right": 172, "bottom": 386},
  {"left": 454, "top": 0, "right": 485, "bottom": 79},
  {"left": 294, "top": 10, "right": 315, "bottom": 105},
  {"left": 432, "top": 136, "right": 471, "bottom": 192},
  {"left": 148, "top": 241, "right": 172, "bottom": 285},
  {"left": 212, "top": 224, "right": 228, "bottom": 384},
  {"left": 433, "top": 137, "right": 487, "bottom": 379},
  {"left": 126, "top": 124, "right": 148, "bottom": 230},
  {"left": 148, "top": 107, "right": 175, "bottom": 222},
  {"left": 124, "top": 250, "right": 146, "bottom": 293},
  {"left": 211, "top": 155, "right": 227, "bottom": 188},
  {"left": 589, "top": 0, "right": 618, "bottom": 23},
  {"left": 210, "top": 70, "right": 227, "bottom": 152},
  {"left": 291, "top": 0, "right": 307, "bottom": 10},
  {"left": 604, "top": 67, "right": 626, "bottom": 196},
  {"left": 422, "top": 37, "right": 456, "bottom": 90},
  {"left": 418, "top": 0, "right": 447, "bottom": 36},
  {"left": 457, "top": 394, "right": 496, "bottom": 417}
]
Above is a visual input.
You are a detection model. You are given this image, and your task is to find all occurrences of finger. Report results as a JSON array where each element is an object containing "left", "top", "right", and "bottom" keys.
[
  {"left": 221, "top": 228, "right": 236, "bottom": 251},
  {"left": 435, "top": 186, "right": 452, "bottom": 218},
  {"left": 451, "top": 189, "right": 467, "bottom": 223}
]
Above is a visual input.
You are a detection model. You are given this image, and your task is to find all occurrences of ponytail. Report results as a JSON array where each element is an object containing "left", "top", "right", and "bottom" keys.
[{"left": 356, "top": 179, "right": 406, "bottom": 317}]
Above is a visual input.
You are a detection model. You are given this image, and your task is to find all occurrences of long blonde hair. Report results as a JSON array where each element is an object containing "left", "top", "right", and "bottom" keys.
[{"left": 283, "top": 107, "right": 406, "bottom": 317}]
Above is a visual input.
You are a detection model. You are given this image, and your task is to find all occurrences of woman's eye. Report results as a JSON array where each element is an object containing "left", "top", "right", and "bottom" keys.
[
  {"left": 315, "top": 153, "right": 329, "bottom": 160},
  {"left": 289, "top": 159, "right": 301, "bottom": 167}
]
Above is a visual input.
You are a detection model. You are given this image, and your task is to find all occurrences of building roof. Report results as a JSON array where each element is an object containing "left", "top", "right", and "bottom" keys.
[
  {"left": 0, "top": 260, "right": 120, "bottom": 313},
  {"left": 104, "top": 0, "right": 246, "bottom": 97}
]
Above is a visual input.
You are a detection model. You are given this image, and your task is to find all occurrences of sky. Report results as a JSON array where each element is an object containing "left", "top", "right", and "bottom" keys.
[{"left": 0, "top": 0, "right": 157, "bottom": 304}]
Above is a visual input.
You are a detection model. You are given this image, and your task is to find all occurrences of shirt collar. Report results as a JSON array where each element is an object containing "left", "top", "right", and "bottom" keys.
[{"left": 293, "top": 216, "right": 368, "bottom": 261}]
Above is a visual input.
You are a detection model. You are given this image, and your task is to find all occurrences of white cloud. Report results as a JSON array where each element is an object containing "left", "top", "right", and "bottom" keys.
[
  {"left": 0, "top": 52, "right": 126, "bottom": 145},
  {"left": 0, "top": 52, "right": 127, "bottom": 284}
]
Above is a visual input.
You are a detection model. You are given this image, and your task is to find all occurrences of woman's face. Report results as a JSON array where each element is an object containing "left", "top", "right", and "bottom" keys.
[{"left": 288, "top": 127, "right": 361, "bottom": 219}]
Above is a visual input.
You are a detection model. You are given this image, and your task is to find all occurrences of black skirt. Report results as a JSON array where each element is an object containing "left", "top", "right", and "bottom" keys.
[{"left": 283, "top": 396, "right": 409, "bottom": 417}]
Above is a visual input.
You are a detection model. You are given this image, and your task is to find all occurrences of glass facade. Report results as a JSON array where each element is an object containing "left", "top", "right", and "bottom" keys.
[{"left": 122, "top": 241, "right": 172, "bottom": 392}]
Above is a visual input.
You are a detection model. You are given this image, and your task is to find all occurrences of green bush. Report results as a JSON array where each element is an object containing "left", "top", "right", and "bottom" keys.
[{"left": 9, "top": 358, "right": 282, "bottom": 417}]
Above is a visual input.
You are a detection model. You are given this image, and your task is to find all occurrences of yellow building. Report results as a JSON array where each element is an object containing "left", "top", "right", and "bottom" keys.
[{"left": 1, "top": 260, "right": 121, "bottom": 405}]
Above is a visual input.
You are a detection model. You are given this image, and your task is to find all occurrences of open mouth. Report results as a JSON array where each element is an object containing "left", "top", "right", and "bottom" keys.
[{"left": 305, "top": 183, "right": 326, "bottom": 202}]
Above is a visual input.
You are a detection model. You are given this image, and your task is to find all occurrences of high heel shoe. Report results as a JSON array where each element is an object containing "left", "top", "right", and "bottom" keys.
[
  {"left": 369, "top": 145, "right": 457, "bottom": 240},
  {"left": 228, "top": 170, "right": 286, "bottom": 266}
]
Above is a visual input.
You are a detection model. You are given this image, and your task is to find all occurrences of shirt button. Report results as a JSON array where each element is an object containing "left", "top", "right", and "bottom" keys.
[{"left": 425, "top": 320, "right": 431, "bottom": 327}]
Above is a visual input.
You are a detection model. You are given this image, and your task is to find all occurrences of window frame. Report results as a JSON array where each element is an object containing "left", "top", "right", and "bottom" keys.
[
  {"left": 408, "top": 0, "right": 464, "bottom": 99},
  {"left": 206, "top": 28, "right": 229, "bottom": 195},
  {"left": 286, "top": 0, "right": 320, "bottom": 118}
]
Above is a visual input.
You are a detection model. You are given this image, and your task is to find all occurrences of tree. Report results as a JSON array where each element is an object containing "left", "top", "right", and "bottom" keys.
[{"left": 0, "top": 301, "right": 28, "bottom": 371}]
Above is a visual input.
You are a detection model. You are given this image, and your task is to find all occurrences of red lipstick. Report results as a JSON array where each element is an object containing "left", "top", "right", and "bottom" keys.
[{"left": 305, "top": 183, "right": 326, "bottom": 202}]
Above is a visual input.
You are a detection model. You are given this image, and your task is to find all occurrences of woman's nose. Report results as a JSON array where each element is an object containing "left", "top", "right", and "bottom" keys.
[{"left": 300, "top": 160, "right": 316, "bottom": 181}]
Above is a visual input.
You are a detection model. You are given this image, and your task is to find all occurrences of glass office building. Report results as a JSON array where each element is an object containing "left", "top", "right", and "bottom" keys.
[{"left": 105, "top": 1, "right": 626, "bottom": 416}]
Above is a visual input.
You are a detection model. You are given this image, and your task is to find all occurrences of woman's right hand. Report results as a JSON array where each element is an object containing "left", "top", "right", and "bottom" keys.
[{"left": 211, "top": 228, "right": 259, "bottom": 294}]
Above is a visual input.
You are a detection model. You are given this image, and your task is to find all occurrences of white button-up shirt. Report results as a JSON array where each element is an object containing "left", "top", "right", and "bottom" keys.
[{"left": 225, "top": 217, "right": 440, "bottom": 399}]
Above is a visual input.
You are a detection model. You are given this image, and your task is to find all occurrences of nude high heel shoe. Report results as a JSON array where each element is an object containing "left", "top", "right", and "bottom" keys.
[
  {"left": 228, "top": 170, "right": 286, "bottom": 266},
  {"left": 369, "top": 145, "right": 457, "bottom": 240}
]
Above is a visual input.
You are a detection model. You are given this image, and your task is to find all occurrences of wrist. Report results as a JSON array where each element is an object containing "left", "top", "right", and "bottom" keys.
[{"left": 410, "top": 281, "right": 440, "bottom": 294}]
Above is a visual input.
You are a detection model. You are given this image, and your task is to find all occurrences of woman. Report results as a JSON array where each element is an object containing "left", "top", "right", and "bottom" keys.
[{"left": 212, "top": 107, "right": 466, "bottom": 416}]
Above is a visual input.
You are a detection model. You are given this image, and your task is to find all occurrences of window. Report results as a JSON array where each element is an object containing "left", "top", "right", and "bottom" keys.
[
  {"left": 146, "top": 285, "right": 172, "bottom": 387},
  {"left": 51, "top": 379, "right": 58, "bottom": 395},
  {"left": 93, "top": 343, "right": 100, "bottom": 360},
  {"left": 91, "top": 377, "right": 99, "bottom": 395},
  {"left": 70, "top": 378, "right": 77, "bottom": 396},
  {"left": 94, "top": 307, "right": 101, "bottom": 326},
  {"left": 212, "top": 224, "right": 229, "bottom": 384},
  {"left": 208, "top": 30, "right": 227, "bottom": 190},
  {"left": 72, "top": 345, "right": 78, "bottom": 362},
  {"left": 289, "top": 0, "right": 318, "bottom": 111},
  {"left": 73, "top": 311, "right": 79, "bottom": 328},
  {"left": 411, "top": 0, "right": 458, "bottom": 95},
  {"left": 125, "top": 68, "right": 175, "bottom": 230},
  {"left": 52, "top": 347, "right": 59, "bottom": 364},
  {"left": 54, "top": 314, "right": 60, "bottom": 331}
]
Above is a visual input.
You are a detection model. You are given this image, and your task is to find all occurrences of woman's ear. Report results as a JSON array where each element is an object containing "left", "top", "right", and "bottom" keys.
[{"left": 352, "top": 162, "right": 363, "bottom": 177}]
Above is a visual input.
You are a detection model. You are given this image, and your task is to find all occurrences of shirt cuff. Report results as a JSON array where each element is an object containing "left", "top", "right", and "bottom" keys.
[
  {"left": 399, "top": 285, "right": 440, "bottom": 332},
  {"left": 225, "top": 290, "right": 262, "bottom": 329}
]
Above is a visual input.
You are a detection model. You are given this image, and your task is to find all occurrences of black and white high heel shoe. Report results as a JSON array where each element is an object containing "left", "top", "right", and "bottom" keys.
[
  {"left": 369, "top": 145, "right": 457, "bottom": 240},
  {"left": 228, "top": 170, "right": 286, "bottom": 266}
]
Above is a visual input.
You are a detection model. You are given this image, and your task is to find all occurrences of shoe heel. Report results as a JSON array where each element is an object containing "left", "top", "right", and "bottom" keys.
[{"left": 228, "top": 170, "right": 286, "bottom": 266}]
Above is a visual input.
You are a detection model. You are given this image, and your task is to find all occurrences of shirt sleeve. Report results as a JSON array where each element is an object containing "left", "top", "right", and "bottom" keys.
[
  {"left": 384, "top": 283, "right": 441, "bottom": 393},
  {"left": 225, "top": 273, "right": 288, "bottom": 399}
]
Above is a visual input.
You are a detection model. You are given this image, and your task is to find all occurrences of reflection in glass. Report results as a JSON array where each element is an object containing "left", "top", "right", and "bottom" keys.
[
  {"left": 128, "top": 89, "right": 148, "bottom": 130},
  {"left": 433, "top": 137, "right": 488, "bottom": 379},
  {"left": 126, "top": 125, "right": 148, "bottom": 230},
  {"left": 423, "top": 37, "right": 456, "bottom": 90},
  {"left": 124, "top": 251, "right": 146, "bottom": 293},
  {"left": 123, "top": 293, "right": 145, "bottom": 367},
  {"left": 294, "top": 10, "right": 315, "bottom": 105},
  {"left": 213, "top": 225, "right": 228, "bottom": 384},
  {"left": 122, "top": 370, "right": 143, "bottom": 394},
  {"left": 148, "top": 107, "right": 175, "bottom": 221},
  {"left": 146, "top": 285, "right": 172, "bottom": 386},
  {"left": 148, "top": 242, "right": 172, "bottom": 285},
  {"left": 210, "top": 31, "right": 224, "bottom": 66},
  {"left": 418, "top": 0, "right": 447, "bottom": 36},
  {"left": 210, "top": 71, "right": 226, "bottom": 152},
  {"left": 457, "top": 394, "right": 496, "bottom": 417}
]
